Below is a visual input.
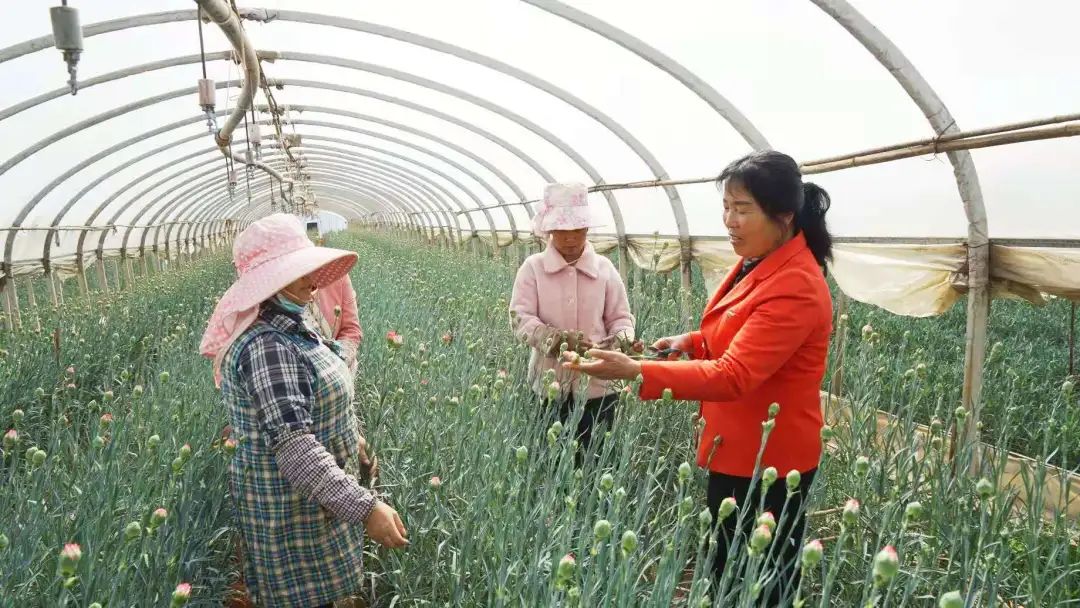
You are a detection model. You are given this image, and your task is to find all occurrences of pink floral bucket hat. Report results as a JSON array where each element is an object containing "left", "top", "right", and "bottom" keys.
[
  {"left": 200, "top": 213, "right": 358, "bottom": 386},
  {"left": 531, "top": 182, "right": 605, "bottom": 237}
]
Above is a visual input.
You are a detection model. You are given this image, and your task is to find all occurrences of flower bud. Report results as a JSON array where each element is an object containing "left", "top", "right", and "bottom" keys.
[
  {"left": 768, "top": 403, "right": 780, "bottom": 418},
  {"left": 749, "top": 524, "right": 772, "bottom": 555},
  {"left": 1062, "top": 379, "right": 1074, "bottom": 397},
  {"left": 150, "top": 508, "right": 168, "bottom": 528},
  {"left": 861, "top": 324, "right": 874, "bottom": 340},
  {"left": 786, "top": 469, "right": 802, "bottom": 492},
  {"left": 224, "top": 438, "right": 238, "bottom": 455},
  {"left": 429, "top": 476, "right": 442, "bottom": 489},
  {"left": 662, "top": 388, "right": 674, "bottom": 402},
  {"left": 698, "top": 508, "right": 713, "bottom": 533},
  {"left": 904, "top": 501, "right": 924, "bottom": 522},
  {"left": 679, "top": 495, "right": 694, "bottom": 517},
  {"left": 677, "top": 461, "right": 692, "bottom": 482},
  {"left": 11, "top": 409, "right": 23, "bottom": 423},
  {"left": 25, "top": 446, "right": 37, "bottom": 461},
  {"left": 0, "top": 533, "right": 8, "bottom": 550},
  {"left": 820, "top": 426, "right": 835, "bottom": 442},
  {"left": 620, "top": 530, "right": 638, "bottom": 554},
  {"left": 147, "top": 434, "right": 161, "bottom": 450},
  {"left": 58, "top": 543, "right": 81, "bottom": 576},
  {"left": 179, "top": 443, "right": 192, "bottom": 462},
  {"left": 92, "top": 436, "right": 105, "bottom": 450},
  {"left": 159, "top": 372, "right": 170, "bottom": 384},
  {"left": 90, "top": 603, "right": 103, "bottom": 608},
  {"left": 103, "top": 390, "right": 114, "bottom": 401},
  {"left": 132, "top": 385, "right": 144, "bottom": 398},
  {"left": 761, "top": 419, "right": 775, "bottom": 433},
  {"left": 938, "top": 590, "right": 963, "bottom": 608},
  {"left": 842, "top": 499, "right": 860, "bottom": 527},
  {"left": 32, "top": 449, "right": 46, "bottom": 467},
  {"left": 756, "top": 511, "right": 776, "bottom": 531},
  {"left": 801, "top": 539, "right": 824, "bottom": 568},
  {"left": 99, "top": 413, "right": 113, "bottom": 429},
  {"left": 124, "top": 521, "right": 142, "bottom": 541},
  {"left": 171, "top": 457, "right": 184, "bottom": 473},
  {"left": 2, "top": 429, "right": 16, "bottom": 449},
  {"left": 954, "top": 406, "right": 967, "bottom": 422},
  {"left": 599, "top": 472, "right": 614, "bottom": 492},
  {"left": 614, "top": 487, "right": 627, "bottom": 502},
  {"left": 593, "top": 519, "right": 612, "bottom": 541},
  {"left": 515, "top": 445, "right": 528, "bottom": 464},
  {"left": 873, "top": 545, "right": 899, "bottom": 585},
  {"left": 171, "top": 582, "right": 192, "bottom": 607},
  {"left": 976, "top": 477, "right": 994, "bottom": 499},
  {"left": 34, "top": 387, "right": 45, "bottom": 399},
  {"left": 761, "top": 467, "right": 777, "bottom": 487},
  {"left": 855, "top": 456, "right": 870, "bottom": 476},
  {"left": 718, "top": 496, "right": 737, "bottom": 521},
  {"left": 556, "top": 553, "right": 576, "bottom": 581}
]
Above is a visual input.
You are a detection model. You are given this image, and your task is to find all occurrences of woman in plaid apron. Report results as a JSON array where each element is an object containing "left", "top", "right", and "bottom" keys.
[{"left": 201, "top": 214, "right": 407, "bottom": 607}]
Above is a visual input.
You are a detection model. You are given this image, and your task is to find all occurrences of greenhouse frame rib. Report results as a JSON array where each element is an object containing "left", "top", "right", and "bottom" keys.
[{"left": 2, "top": 2, "right": 1080, "bottom": 481}]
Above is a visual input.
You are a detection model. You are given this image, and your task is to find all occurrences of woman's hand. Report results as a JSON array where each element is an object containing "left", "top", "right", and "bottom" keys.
[
  {"left": 562, "top": 349, "right": 642, "bottom": 381},
  {"left": 543, "top": 328, "right": 594, "bottom": 356},
  {"left": 365, "top": 502, "right": 408, "bottom": 548},
  {"left": 652, "top": 334, "right": 692, "bottom": 360}
]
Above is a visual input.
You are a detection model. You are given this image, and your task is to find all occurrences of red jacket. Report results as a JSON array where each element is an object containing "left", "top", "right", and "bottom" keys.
[{"left": 639, "top": 233, "right": 832, "bottom": 477}]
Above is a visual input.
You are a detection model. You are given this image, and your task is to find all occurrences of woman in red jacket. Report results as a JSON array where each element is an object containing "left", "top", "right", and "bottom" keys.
[{"left": 566, "top": 150, "right": 833, "bottom": 605}]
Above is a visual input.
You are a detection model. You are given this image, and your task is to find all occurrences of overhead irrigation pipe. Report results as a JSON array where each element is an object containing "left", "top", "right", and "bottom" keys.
[{"left": 194, "top": 0, "right": 294, "bottom": 199}]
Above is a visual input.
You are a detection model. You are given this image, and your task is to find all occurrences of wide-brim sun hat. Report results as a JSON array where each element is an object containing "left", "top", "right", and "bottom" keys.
[
  {"left": 531, "top": 182, "right": 606, "bottom": 237},
  {"left": 200, "top": 213, "right": 358, "bottom": 386}
]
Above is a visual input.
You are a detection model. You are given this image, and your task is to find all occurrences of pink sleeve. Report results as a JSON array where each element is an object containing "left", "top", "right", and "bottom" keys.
[
  {"left": 603, "top": 266, "right": 635, "bottom": 340},
  {"left": 509, "top": 262, "right": 548, "bottom": 348},
  {"left": 334, "top": 275, "right": 363, "bottom": 346}
]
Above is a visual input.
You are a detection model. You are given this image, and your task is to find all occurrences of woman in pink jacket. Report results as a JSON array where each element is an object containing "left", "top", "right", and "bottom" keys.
[
  {"left": 510, "top": 183, "right": 635, "bottom": 458},
  {"left": 307, "top": 273, "right": 363, "bottom": 372}
]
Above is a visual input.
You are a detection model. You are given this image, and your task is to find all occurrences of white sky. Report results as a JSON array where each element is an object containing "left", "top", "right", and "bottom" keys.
[{"left": 1, "top": 0, "right": 1077, "bottom": 263}]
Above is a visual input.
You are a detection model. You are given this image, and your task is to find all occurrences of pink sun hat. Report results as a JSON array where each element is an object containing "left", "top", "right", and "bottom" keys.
[
  {"left": 200, "top": 213, "right": 358, "bottom": 386},
  {"left": 531, "top": 182, "right": 605, "bottom": 237}
]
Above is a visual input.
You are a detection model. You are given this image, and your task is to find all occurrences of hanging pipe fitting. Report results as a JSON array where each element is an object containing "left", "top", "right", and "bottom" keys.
[
  {"left": 246, "top": 122, "right": 262, "bottom": 159},
  {"left": 198, "top": 78, "right": 217, "bottom": 132},
  {"left": 49, "top": 3, "right": 83, "bottom": 95}
]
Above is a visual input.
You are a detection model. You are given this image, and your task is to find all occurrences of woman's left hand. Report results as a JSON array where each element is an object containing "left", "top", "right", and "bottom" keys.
[{"left": 562, "top": 349, "right": 642, "bottom": 381}]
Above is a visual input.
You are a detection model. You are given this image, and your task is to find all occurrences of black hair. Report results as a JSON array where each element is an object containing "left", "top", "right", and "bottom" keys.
[{"left": 717, "top": 150, "right": 833, "bottom": 268}]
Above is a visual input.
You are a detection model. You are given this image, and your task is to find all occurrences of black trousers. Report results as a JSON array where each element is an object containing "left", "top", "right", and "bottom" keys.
[
  {"left": 543, "top": 392, "right": 618, "bottom": 464},
  {"left": 707, "top": 467, "right": 817, "bottom": 607}
]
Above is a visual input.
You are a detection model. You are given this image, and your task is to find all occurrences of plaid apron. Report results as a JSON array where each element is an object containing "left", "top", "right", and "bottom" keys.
[{"left": 222, "top": 321, "right": 365, "bottom": 607}]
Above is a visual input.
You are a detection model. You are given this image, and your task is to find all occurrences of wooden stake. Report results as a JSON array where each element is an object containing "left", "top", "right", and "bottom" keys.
[
  {"left": 47, "top": 270, "right": 58, "bottom": 307},
  {"left": 8, "top": 277, "right": 21, "bottom": 330},
  {"left": 96, "top": 257, "right": 109, "bottom": 295}
]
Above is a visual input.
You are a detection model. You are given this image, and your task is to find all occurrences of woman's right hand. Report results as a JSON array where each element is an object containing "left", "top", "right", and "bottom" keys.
[
  {"left": 365, "top": 502, "right": 408, "bottom": 548},
  {"left": 651, "top": 334, "right": 692, "bottom": 359}
]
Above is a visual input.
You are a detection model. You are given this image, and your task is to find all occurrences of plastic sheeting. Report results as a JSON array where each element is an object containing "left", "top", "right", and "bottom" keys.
[{"left": 0, "top": 1, "right": 1079, "bottom": 316}]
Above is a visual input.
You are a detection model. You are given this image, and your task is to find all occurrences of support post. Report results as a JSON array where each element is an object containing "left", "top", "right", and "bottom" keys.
[
  {"left": 23, "top": 275, "right": 37, "bottom": 309},
  {"left": 679, "top": 237, "right": 693, "bottom": 326},
  {"left": 8, "top": 277, "right": 21, "bottom": 330},
  {"left": 956, "top": 242, "right": 991, "bottom": 475},
  {"left": 96, "top": 254, "right": 109, "bottom": 294},
  {"left": 47, "top": 269, "right": 59, "bottom": 307},
  {"left": 1, "top": 280, "right": 12, "bottom": 332},
  {"left": 613, "top": 235, "right": 627, "bottom": 281}
]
